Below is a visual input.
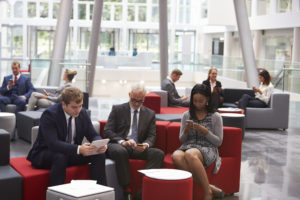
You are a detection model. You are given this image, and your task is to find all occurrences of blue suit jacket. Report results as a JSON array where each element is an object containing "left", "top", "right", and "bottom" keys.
[
  {"left": 0, "top": 74, "right": 35, "bottom": 100},
  {"left": 27, "top": 103, "right": 101, "bottom": 166}
]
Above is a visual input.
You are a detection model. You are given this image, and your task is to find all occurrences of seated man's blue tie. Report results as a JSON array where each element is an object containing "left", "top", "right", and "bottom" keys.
[
  {"left": 67, "top": 116, "right": 72, "bottom": 143},
  {"left": 130, "top": 110, "right": 138, "bottom": 141}
]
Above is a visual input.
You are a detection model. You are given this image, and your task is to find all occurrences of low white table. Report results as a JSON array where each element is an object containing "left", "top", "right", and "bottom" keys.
[
  {"left": 220, "top": 113, "right": 245, "bottom": 138},
  {"left": 46, "top": 181, "right": 114, "bottom": 200},
  {"left": 0, "top": 112, "right": 16, "bottom": 140}
]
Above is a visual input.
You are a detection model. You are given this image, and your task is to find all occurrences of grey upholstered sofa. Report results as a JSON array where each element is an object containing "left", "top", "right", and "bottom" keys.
[
  {"left": 222, "top": 88, "right": 290, "bottom": 130},
  {"left": 1, "top": 86, "right": 89, "bottom": 113},
  {"left": 245, "top": 93, "right": 289, "bottom": 130}
]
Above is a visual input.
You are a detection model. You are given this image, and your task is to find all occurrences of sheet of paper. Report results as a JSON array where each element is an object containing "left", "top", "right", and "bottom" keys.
[{"left": 90, "top": 139, "right": 110, "bottom": 155}]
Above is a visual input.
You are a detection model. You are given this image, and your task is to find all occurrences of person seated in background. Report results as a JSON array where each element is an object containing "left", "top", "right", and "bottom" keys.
[
  {"left": 172, "top": 84, "right": 224, "bottom": 200},
  {"left": 104, "top": 83, "right": 164, "bottom": 200},
  {"left": 27, "top": 69, "right": 77, "bottom": 111},
  {"left": 237, "top": 68, "right": 274, "bottom": 114},
  {"left": 27, "top": 87, "right": 107, "bottom": 186},
  {"left": 202, "top": 67, "right": 223, "bottom": 111},
  {"left": 132, "top": 48, "right": 138, "bottom": 56},
  {"left": 0, "top": 61, "right": 35, "bottom": 113},
  {"left": 161, "top": 69, "right": 190, "bottom": 107},
  {"left": 109, "top": 47, "right": 116, "bottom": 56}
]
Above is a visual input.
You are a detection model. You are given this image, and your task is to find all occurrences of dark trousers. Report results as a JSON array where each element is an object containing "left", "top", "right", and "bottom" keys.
[
  {"left": 106, "top": 143, "right": 164, "bottom": 187},
  {"left": 31, "top": 150, "right": 106, "bottom": 186},
  {"left": 210, "top": 91, "right": 223, "bottom": 111},
  {"left": 238, "top": 94, "right": 267, "bottom": 110},
  {"left": 0, "top": 94, "right": 26, "bottom": 113}
]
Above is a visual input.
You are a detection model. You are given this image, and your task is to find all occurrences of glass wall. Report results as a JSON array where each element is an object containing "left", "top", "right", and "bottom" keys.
[
  {"left": 277, "top": 0, "right": 292, "bottom": 13},
  {"left": 1, "top": 25, "right": 23, "bottom": 58},
  {"left": 257, "top": 0, "right": 270, "bottom": 15}
]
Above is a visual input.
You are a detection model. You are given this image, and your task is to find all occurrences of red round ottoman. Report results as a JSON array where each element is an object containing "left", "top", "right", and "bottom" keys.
[{"left": 141, "top": 169, "right": 193, "bottom": 200}]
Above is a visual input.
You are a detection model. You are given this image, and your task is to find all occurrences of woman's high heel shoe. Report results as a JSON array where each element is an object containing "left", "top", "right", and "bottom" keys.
[{"left": 211, "top": 185, "right": 225, "bottom": 199}]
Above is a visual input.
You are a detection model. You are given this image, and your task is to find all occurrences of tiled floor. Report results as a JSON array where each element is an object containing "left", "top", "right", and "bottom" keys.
[{"left": 10, "top": 98, "right": 300, "bottom": 200}]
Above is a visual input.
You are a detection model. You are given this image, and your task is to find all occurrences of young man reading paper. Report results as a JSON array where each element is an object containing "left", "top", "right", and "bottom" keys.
[{"left": 27, "top": 87, "right": 107, "bottom": 186}]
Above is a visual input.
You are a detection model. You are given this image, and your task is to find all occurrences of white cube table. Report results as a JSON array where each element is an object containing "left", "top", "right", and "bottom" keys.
[
  {"left": 46, "top": 181, "right": 114, "bottom": 200},
  {"left": 0, "top": 112, "right": 16, "bottom": 140}
]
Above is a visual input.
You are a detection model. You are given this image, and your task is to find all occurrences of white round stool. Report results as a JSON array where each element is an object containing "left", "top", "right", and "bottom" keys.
[{"left": 0, "top": 112, "right": 16, "bottom": 140}]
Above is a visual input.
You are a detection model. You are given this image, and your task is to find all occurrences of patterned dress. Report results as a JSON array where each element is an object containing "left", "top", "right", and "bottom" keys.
[{"left": 178, "top": 111, "right": 223, "bottom": 173}]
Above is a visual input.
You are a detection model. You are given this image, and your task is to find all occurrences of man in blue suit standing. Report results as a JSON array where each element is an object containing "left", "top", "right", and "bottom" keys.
[
  {"left": 0, "top": 61, "right": 34, "bottom": 112},
  {"left": 27, "top": 87, "right": 107, "bottom": 186}
]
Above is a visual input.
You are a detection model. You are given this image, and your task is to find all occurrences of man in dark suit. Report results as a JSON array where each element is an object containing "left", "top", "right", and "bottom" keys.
[
  {"left": 27, "top": 87, "right": 107, "bottom": 186},
  {"left": 161, "top": 69, "right": 189, "bottom": 107},
  {"left": 104, "top": 83, "right": 164, "bottom": 200},
  {"left": 0, "top": 61, "right": 34, "bottom": 112}
]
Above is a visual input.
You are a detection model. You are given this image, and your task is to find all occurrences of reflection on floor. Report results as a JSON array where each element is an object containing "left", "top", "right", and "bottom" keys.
[{"left": 10, "top": 98, "right": 300, "bottom": 200}]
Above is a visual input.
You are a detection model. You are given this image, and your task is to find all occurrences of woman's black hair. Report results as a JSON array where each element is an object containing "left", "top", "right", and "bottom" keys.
[
  {"left": 189, "top": 84, "right": 214, "bottom": 120},
  {"left": 258, "top": 69, "right": 271, "bottom": 85}
]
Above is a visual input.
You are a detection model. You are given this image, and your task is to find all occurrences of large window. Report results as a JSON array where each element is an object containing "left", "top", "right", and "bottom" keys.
[
  {"left": 78, "top": 3, "right": 87, "bottom": 20},
  {"left": 40, "top": 2, "right": 48, "bottom": 18},
  {"left": 129, "top": 29, "right": 159, "bottom": 60},
  {"left": 36, "top": 29, "right": 55, "bottom": 58},
  {"left": 277, "top": 0, "right": 292, "bottom": 13},
  {"left": 103, "top": 5, "right": 111, "bottom": 21},
  {"left": 53, "top": 2, "right": 60, "bottom": 19},
  {"left": 177, "top": 0, "right": 191, "bottom": 24},
  {"left": 28, "top": 2, "right": 37, "bottom": 18},
  {"left": 174, "top": 31, "right": 195, "bottom": 64},
  {"left": 257, "top": 0, "right": 270, "bottom": 15},
  {"left": 14, "top": 1, "right": 23, "bottom": 18},
  {"left": 1, "top": 26, "right": 23, "bottom": 58}
]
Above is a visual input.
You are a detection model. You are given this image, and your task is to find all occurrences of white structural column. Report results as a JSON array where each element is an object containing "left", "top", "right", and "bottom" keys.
[
  {"left": 87, "top": 0, "right": 104, "bottom": 95},
  {"left": 48, "top": 0, "right": 73, "bottom": 86},
  {"left": 223, "top": 30, "right": 233, "bottom": 77},
  {"left": 233, "top": 0, "right": 259, "bottom": 87},
  {"left": 223, "top": 31, "right": 233, "bottom": 58},
  {"left": 292, "top": 27, "right": 300, "bottom": 63},
  {"left": 159, "top": 0, "right": 168, "bottom": 86},
  {"left": 253, "top": 30, "right": 263, "bottom": 59}
]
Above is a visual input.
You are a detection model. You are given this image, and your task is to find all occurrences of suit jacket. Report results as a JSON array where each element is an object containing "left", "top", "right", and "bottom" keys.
[
  {"left": 103, "top": 102, "right": 156, "bottom": 147},
  {"left": 0, "top": 74, "right": 35, "bottom": 101},
  {"left": 27, "top": 103, "right": 101, "bottom": 165},
  {"left": 202, "top": 79, "right": 223, "bottom": 96},
  {"left": 161, "top": 78, "right": 184, "bottom": 106}
]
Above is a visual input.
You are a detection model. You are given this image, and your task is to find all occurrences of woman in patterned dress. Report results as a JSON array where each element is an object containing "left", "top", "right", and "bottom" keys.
[{"left": 172, "top": 84, "right": 224, "bottom": 200}]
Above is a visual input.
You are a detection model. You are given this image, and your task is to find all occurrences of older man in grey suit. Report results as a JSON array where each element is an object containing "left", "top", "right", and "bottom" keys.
[
  {"left": 161, "top": 69, "right": 189, "bottom": 107},
  {"left": 104, "top": 83, "right": 164, "bottom": 200}
]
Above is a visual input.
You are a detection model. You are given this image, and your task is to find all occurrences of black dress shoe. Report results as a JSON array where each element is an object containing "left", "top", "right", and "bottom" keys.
[{"left": 124, "top": 192, "right": 132, "bottom": 200}]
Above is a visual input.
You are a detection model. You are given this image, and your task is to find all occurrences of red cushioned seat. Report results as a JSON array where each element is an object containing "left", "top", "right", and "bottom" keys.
[
  {"left": 129, "top": 159, "right": 147, "bottom": 197},
  {"left": 164, "top": 122, "right": 242, "bottom": 200},
  {"left": 154, "top": 121, "right": 170, "bottom": 152},
  {"left": 143, "top": 93, "right": 161, "bottom": 113},
  {"left": 10, "top": 157, "right": 90, "bottom": 200},
  {"left": 142, "top": 175, "right": 193, "bottom": 200}
]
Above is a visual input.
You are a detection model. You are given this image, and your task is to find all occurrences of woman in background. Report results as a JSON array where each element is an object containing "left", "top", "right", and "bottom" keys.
[
  {"left": 202, "top": 67, "right": 223, "bottom": 110},
  {"left": 237, "top": 69, "right": 273, "bottom": 114},
  {"left": 27, "top": 69, "right": 77, "bottom": 111},
  {"left": 172, "top": 84, "right": 224, "bottom": 200}
]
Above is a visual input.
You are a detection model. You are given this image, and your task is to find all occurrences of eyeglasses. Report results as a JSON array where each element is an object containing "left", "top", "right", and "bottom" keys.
[{"left": 130, "top": 98, "right": 144, "bottom": 104}]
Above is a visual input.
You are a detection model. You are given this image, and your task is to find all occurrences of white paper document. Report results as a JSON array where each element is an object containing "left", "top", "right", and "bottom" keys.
[
  {"left": 48, "top": 180, "right": 113, "bottom": 197},
  {"left": 90, "top": 139, "right": 110, "bottom": 155}
]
